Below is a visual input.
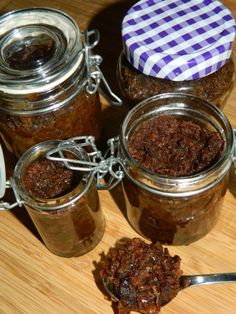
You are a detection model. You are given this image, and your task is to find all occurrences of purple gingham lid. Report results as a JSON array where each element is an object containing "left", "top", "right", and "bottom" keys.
[{"left": 122, "top": 0, "right": 236, "bottom": 81}]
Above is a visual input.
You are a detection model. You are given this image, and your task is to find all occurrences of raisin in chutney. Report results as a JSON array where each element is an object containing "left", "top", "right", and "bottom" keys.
[
  {"left": 10, "top": 140, "right": 105, "bottom": 257},
  {"left": 118, "top": 94, "right": 235, "bottom": 245},
  {"left": 117, "top": 0, "right": 236, "bottom": 109}
]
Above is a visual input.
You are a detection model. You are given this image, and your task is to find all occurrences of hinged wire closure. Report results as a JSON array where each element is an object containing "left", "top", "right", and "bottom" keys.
[
  {"left": 83, "top": 30, "right": 122, "bottom": 106},
  {"left": 0, "top": 178, "right": 23, "bottom": 210},
  {"left": 0, "top": 136, "right": 124, "bottom": 211},
  {"left": 46, "top": 136, "right": 124, "bottom": 191}
]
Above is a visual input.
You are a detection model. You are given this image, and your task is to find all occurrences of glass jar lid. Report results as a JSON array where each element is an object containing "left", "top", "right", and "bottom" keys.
[
  {"left": 0, "top": 8, "right": 83, "bottom": 94},
  {"left": 122, "top": 0, "right": 236, "bottom": 81}
]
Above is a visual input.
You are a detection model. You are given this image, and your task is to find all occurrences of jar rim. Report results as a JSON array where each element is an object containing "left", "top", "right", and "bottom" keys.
[
  {"left": 13, "top": 139, "right": 93, "bottom": 211},
  {"left": 0, "top": 7, "right": 83, "bottom": 94},
  {"left": 120, "top": 93, "right": 234, "bottom": 196}
]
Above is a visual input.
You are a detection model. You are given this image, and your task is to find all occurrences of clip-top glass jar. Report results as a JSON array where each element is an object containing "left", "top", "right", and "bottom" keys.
[
  {"left": 0, "top": 8, "right": 121, "bottom": 158},
  {"left": 0, "top": 136, "right": 125, "bottom": 256},
  {"left": 117, "top": 0, "right": 236, "bottom": 109},
  {"left": 3, "top": 139, "right": 106, "bottom": 257},
  {"left": 118, "top": 93, "right": 235, "bottom": 245}
]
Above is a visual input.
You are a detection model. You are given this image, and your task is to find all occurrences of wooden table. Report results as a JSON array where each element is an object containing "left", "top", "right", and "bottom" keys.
[{"left": 1, "top": 1, "right": 236, "bottom": 313}]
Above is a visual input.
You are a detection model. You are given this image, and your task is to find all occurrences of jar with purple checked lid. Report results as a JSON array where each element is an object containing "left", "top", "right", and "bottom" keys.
[{"left": 117, "top": 0, "right": 236, "bottom": 109}]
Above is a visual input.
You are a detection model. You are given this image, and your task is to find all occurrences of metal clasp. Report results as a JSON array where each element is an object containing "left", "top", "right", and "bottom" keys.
[
  {"left": 83, "top": 29, "right": 123, "bottom": 106},
  {"left": 0, "top": 144, "right": 23, "bottom": 211},
  {"left": 0, "top": 178, "right": 24, "bottom": 211},
  {"left": 46, "top": 136, "right": 124, "bottom": 190}
]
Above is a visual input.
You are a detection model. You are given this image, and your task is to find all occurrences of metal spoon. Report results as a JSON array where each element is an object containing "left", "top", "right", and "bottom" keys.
[
  {"left": 102, "top": 272, "right": 236, "bottom": 303},
  {"left": 179, "top": 272, "right": 236, "bottom": 289}
]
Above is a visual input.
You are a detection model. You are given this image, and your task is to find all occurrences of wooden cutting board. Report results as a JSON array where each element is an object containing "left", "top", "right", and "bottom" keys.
[{"left": 1, "top": 1, "right": 236, "bottom": 313}]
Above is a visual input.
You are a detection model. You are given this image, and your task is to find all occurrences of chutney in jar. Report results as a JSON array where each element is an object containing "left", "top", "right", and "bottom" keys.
[
  {"left": 128, "top": 115, "right": 224, "bottom": 177},
  {"left": 122, "top": 172, "right": 228, "bottom": 245},
  {"left": 119, "top": 94, "right": 234, "bottom": 245},
  {"left": 118, "top": 52, "right": 235, "bottom": 109},
  {"left": 0, "top": 91, "right": 101, "bottom": 157},
  {"left": 118, "top": 0, "right": 236, "bottom": 109},
  {"left": 13, "top": 140, "right": 105, "bottom": 257}
]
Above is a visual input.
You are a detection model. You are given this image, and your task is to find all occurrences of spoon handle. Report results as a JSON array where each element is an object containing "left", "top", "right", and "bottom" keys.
[{"left": 181, "top": 272, "right": 236, "bottom": 288}]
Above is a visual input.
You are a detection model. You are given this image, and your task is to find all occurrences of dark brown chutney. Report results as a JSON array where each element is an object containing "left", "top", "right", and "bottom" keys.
[
  {"left": 128, "top": 115, "right": 224, "bottom": 177},
  {"left": 99, "top": 238, "right": 182, "bottom": 314},
  {"left": 122, "top": 175, "right": 227, "bottom": 245},
  {"left": 22, "top": 157, "right": 105, "bottom": 257},
  {"left": 122, "top": 115, "right": 228, "bottom": 245},
  {"left": 23, "top": 158, "right": 78, "bottom": 199},
  {"left": 118, "top": 52, "right": 235, "bottom": 109},
  {"left": 0, "top": 91, "right": 101, "bottom": 158}
]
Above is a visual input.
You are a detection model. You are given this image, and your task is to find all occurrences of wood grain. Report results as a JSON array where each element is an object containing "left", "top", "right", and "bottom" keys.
[{"left": 0, "top": 1, "right": 236, "bottom": 314}]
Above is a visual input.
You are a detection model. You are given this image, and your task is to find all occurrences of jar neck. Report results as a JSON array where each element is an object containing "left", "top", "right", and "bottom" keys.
[
  {"left": 13, "top": 140, "right": 93, "bottom": 211},
  {"left": 120, "top": 153, "right": 232, "bottom": 197},
  {"left": 119, "top": 93, "right": 234, "bottom": 197},
  {"left": 0, "top": 53, "right": 87, "bottom": 114}
]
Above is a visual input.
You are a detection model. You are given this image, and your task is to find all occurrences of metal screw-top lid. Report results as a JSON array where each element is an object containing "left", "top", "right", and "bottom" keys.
[{"left": 122, "top": 0, "right": 236, "bottom": 81}]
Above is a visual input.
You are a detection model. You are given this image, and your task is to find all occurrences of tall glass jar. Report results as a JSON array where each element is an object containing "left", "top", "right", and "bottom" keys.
[
  {"left": 117, "top": 0, "right": 236, "bottom": 109},
  {"left": 118, "top": 93, "right": 235, "bottom": 245},
  {"left": 0, "top": 8, "right": 107, "bottom": 157},
  {"left": 11, "top": 140, "right": 105, "bottom": 257}
]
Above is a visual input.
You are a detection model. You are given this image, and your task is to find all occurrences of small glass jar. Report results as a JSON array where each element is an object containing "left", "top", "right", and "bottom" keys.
[
  {"left": 10, "top": 140, "right": 105, "bottom": 257},
  {"left": 118, "top": 93, "right": 235, "bottom": 245},
  {"left": 117, "top": 0, "right": 236, "bottom": 109},
  {"left": 0, "top": 8, "right": 121, "bottom": 158}
]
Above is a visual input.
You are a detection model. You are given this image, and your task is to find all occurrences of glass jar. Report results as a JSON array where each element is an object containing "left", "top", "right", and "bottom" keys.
[
  {"left": 117, "top": 0, "right": 236, "bottom": 109},
  {"left": 118, "top": 93, "right": 235, "bottom": 245},
  {"left": 0, "top": 8, "right": 121, "bottom": 158},
  {"left": 9, "top": 140, "right": 105, "bottom": 257}
]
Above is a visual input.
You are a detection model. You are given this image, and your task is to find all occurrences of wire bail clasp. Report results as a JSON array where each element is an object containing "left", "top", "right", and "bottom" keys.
[
  {"left": 46, "top": 136, "right": 124, "bottom": 190},
  {"left": 0, "top": 178, "right": 24, "bottom": 211},
  {"left": 0, "top": 143, "right": 23, "bottom": 211},
  {"left": 83, "top": 29, "right": 123, "bottom": 106}
]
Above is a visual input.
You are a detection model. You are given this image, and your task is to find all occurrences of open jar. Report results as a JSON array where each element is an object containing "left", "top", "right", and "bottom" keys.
[
  {"left": 117, "top": 0, "right": 236, "bottom": 109},
  {"left": 118, "top": 93, "right": 236, "bottom": 245},
  {"left": 1, "top": 139, "right": 106, "bottom": 257},
  {"left": 0, "top": 136, "right": 123, "bottom": 256},
  {"left": 0, "top": 8, "right": 121, "bottom": 157}
]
